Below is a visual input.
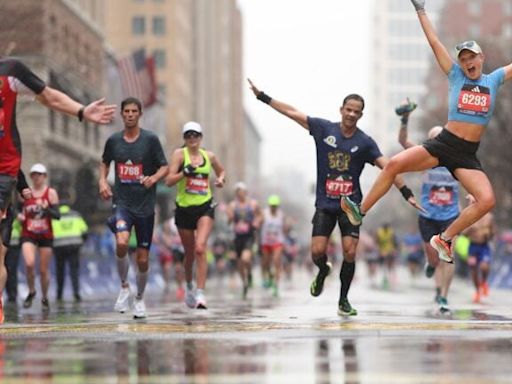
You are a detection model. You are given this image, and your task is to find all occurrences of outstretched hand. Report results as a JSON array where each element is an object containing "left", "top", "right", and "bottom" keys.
[
  {"left": 410, "top": 0, "right": 425, "bottom": 12},
  {"left": 84, "top": 98, "right": 117, "bottom": 124},
  {"left": 408, "top": 196, "right": 427, "bottom": 214},
  {"left": 247, "top": 78, "right": 260, "bottom": 97}
]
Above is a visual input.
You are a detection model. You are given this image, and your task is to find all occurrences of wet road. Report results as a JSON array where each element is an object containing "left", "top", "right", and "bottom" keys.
[{"left": 1, "top": 267, "right": 512, "bottom": 383}]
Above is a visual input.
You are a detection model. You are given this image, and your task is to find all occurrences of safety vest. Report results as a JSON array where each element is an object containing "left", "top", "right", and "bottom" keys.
[{"left": 52, "top": 205, "right": 88, "bottom": 247}]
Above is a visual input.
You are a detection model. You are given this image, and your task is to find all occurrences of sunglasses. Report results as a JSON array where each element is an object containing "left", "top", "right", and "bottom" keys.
[
  {"left": 456, "top": 41, "right": 477, "bottom": 51},
  {"left": 183, "top": 131, "right": 202, "bottom": 139}
]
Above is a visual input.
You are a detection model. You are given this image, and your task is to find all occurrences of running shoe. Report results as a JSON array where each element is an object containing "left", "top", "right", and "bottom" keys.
[
  {"left": 185, "top": 286, "right": 197, "bottom": 309},
  {"left": 310, "top": 261, "right": 333, "bottom": 297},
  {"left": 272, "top": 284, "right": 279, "bottom": 298},
  {"left": 473, "top": 291, "right": 481, "bottom": 304},
  {"left": 0, "top": 296, "right": 4, "bottom": 324},
  {"left": 424, "top": 263, "right": 436, "bottom": 278},
  {"left": 429, "top": 235, "right": 453, "bottom": 264},
  {"left": 23, "top": 291, "right": 36, "bottom": 309},
  {"left": 133, "top": 298, "right": 147, "bottom": 319},
  {"left": 480, "top": 282, "right": 489, "bottom": 297},
  {"left": 176, "top": 287, "right": 185, "bottom": 301},
  {"left": 337, "top": 298, "right": 358, "bottom": 316},
  {"left": 41, "top": 298, "right": 50, "bottom": 311},
  {"left": 340, "top": 196, "right": 363, "bottom": 226},
  {"left": 242, "top": 284, "right": 249, "bottom": 300},
  {"left": 195, "top": 291, "right": 207, "bottom": 310},
  {"left": 74, "top": 294, "right": 82, "bottom": 303},
  {"left": 114, "top": 287, "right": 131, "bottom": 313},
  {"left": 438, "top": 296, "right": 450, "bottom": 314}
]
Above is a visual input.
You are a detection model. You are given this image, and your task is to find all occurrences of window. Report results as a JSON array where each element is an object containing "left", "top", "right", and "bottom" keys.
[
  {"left": 153, "top": 49, "right": 166, "bottom": 68},
  {"left": 152, "top": 16, "right": 166, "bottom": 35},
  {"left": 132, "top": 16, "right": 145, "bottom": 35}
]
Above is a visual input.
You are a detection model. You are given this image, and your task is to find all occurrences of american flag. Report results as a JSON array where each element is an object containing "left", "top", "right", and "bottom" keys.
[{"left": 117, "top": 48, "right": 157, "bottom": 107}]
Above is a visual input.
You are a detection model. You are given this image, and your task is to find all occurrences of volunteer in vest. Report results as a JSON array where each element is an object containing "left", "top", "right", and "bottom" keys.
[
  {"left": 260, "top": 195, "right": 286, "bottom": 298},
  {"left": 0, "top": 57, "right": 115, "bottom": 319},
  {"left": 341, "top": 0, "right": 512, "bottom": 265},
  {"left": 19, "top": 163, "right": 60, "bottom": 310},
  {"left": 226, "top": 182, "right": 262, "bottom": 299},
  {"left": 376, "top": 223, "right": 398, "bottom": 290},
  {"left": 52, "top": 202, "right": 88, "bottom": 303},
  {"left": 248, "top": 79, "right": 420, "bottom": 317},
  {"left": 99, "top": 97, "right": 169, "bottom": 319},
  {"left": 165, "top": 121, "right": 226, "bottom": 310}
]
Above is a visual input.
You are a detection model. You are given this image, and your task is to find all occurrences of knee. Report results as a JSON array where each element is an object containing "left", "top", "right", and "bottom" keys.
[
  {"left": 311, "top": 244, "right": 326, "bottom": 257},
  {"left": 383, "top": 157, "right": 403, "bottom": 176},
  {"left": 479, "top": 194, "right": 496, "bottom": 212},
  {"left": 195, "top": 243, "right": 206, "bottom": 257},
  {"left": 343, "top": 250, "right": 356, "bottom": 263},
  {"left": 116, "top": 242, "right": 128, "bottom": 256}
]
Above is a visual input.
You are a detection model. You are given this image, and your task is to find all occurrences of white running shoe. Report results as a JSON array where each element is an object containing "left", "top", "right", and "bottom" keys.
[
  {"left": 185, "top": 287, "right": 196, "bottom": 309},
  {"left": 114, "top": 287, "right": 131, "bottom": 313},
  {"left": 133, "top": 298, "right": 147, "bottom": 319},
  {"left": 195, "top": 290, "right": 207, "bottom": 310}
]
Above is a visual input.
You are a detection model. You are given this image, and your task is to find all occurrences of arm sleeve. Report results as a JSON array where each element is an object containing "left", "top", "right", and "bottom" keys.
[
  {"left": 9, "top": 59, "right": 46, "bottom": 94},
  {"left": 16, "top": 169, "right": 29, "bottom": 193}
]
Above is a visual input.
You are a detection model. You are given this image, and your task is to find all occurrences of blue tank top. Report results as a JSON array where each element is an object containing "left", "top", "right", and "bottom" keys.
[
  {"left": 233, "top": 201, "right": 255, "bottom": 235},
  {"left": 419, "top": 167, "right": 459, "bottom": 221},
  {"left": 308, "top": 117, "right": 382, "bottom": 211},
  {"left": 447, "top": 63, "right": 505, "bottom": 125}
]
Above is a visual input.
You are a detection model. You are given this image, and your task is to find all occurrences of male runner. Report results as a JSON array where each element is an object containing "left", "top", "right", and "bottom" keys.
[{"left": 99, "top": 97, "right": 168, "bottom": 319}]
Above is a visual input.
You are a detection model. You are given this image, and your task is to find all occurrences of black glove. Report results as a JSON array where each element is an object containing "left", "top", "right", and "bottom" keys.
[{"left": 183, "top": 164, "right": 196, "bottom": 176}]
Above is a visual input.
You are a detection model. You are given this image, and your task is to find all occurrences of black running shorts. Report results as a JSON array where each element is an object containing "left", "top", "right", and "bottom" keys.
[
  {"left": 175, "top": 200, "right": 215, "bottom": 230},
  {"left": 422, "top": 128, "right": 483, "bottom": 179},
  {"left": 311, "top": 208, "right": 359, "bottom": 238}
]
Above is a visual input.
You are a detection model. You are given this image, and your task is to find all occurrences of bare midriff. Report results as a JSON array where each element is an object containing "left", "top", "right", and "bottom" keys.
[{"left": 445, "top": 120, "right": 484, "bottom": 143}]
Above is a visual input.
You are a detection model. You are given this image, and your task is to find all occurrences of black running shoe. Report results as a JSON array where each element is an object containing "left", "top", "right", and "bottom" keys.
[
  {"left": 338, "top": 298, "right": 358, "bottom": 316},
  {"left": 310, "top": 262, "right": 332, "bottom": 297},
  {"left": 41, "top": 298, "right": 50, "bottom": 311},
  {"left": 23, "top": 292, "right": 36, "bottom": 309}
]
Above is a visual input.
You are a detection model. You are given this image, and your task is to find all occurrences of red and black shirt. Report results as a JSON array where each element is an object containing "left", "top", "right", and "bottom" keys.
[{"left": 0, "top": 58, "right": 46, "bottom": 177}]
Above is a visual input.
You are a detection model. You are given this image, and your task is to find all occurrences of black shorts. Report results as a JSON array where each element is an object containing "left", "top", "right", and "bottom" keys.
[
  {"left": 21, "top": 237, "right": 53, "bottom": 248},
  {"left": 418, "top": 215, "right": 458, "bottom": 243},
  {"left": 234, "top": 233, "right": 255, "bottom": 258},
  {"left": 422, "top": 128, "right": 482, "bottom": 179},
  {"left": 0, "top": 175, "right": 16, "bottom": 212},
  {"left": 175, "top": 200, "right": 215, "bottom": 230},
  {"left": 107, "top": 206, "right": 155, "bottom": 249},
  {"left": 311, "top": 208, "right": 359, "bottom": 238}
]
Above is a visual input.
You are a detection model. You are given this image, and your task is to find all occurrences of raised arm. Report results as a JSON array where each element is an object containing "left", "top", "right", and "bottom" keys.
[
  {"left": 247, "top": 78, "right": 309, "bottom": 129},
  {"left": 36, "top": 87, "right": 116, "bottom": 124},
  {"left": 503, "top": 63, "right": 512, "bottom": 82},
  {"left": 396, "top": 99, "right": 417, "bottom": 149},
  {"left": 411, "top": 0, "right": 453, "bottom": 75}
]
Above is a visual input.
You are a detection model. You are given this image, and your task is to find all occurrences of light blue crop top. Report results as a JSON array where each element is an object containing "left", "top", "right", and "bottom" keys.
[{"left": 447, "top": 63, "right": 505, "bottom": 125}]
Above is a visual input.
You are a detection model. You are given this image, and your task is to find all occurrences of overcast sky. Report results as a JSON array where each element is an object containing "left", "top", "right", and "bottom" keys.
[{"left": 238, "top": 0, "right": 374, "bottom": 184}]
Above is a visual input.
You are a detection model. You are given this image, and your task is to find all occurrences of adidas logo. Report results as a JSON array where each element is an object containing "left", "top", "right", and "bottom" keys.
[{"left": 471, "top": 86, "right": 480, "bottom": 93}]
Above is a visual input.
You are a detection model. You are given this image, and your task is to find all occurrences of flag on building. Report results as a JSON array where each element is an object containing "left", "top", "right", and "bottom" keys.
[{"left": 117, "top": 48, "right": 157, "bottom": 107}]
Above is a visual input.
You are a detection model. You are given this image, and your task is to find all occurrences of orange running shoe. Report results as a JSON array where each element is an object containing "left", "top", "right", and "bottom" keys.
[
  {"left": 473, "top": 291, "right": 481, "bottom": 304},
  {"left": 480, "top": 282, "right": 490, "bottom": 297},
  {"left": 430, "top": 234, "right": 453, "bottom": 263}
]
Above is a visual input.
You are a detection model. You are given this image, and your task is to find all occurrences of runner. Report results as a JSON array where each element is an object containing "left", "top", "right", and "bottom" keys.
[
  {"left": 397, "top": 101, "right": 458, "bottom": 313},
  {"left": 260, "top": 195, "right": 286, "bottom": 297},
  {"left": 0, "top": 57, "right": 115, "bottom": 319},
  {"left": 465, "top": 194, "right": 496, "bottom": 303},
  {"left": 19, "top": 163, "right": 60, "bottom": 311},
  {"left": 99, "top": 97, "right": 169, "bottom": 319},
  {"left": 226, "top": 182, "right": 262, "bottom": 298},
  {"left": 375, "top": 223, "right": 398, "bottom": 290},
  {"left": 341, "top": 0, "right": 512, "bottom": 265},
  {"left": 401, "top": 227, "right": 425, "bottom": 283},
  {"left": 248, "top": 79, "right": 421, "bottom": 316},
  {"left": 165, "top": 121, "right": 225, "bottom": 310}
]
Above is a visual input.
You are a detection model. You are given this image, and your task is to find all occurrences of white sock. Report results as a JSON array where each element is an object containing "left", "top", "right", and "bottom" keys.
[{"left": 117, "top": 256, "right": 129, "bottom": 285}]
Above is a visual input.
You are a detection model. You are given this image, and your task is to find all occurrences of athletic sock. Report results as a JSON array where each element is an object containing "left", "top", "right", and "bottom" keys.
[
  {"left": 136, "top": 270, "right": 148, "bottom": 300},
  {"left": 313, "top": 254, "right": 329, "bottom": 273},
  {"left": 339, "top": 261, "right": 356, "bottom": 303},
  {"left": 117, "top": 256, "right": 129, "bottom": 285}
]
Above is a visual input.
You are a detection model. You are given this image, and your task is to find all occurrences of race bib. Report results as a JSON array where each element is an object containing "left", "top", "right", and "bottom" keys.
[
  {"left": 117, "top": 163, "right": 143, "bottom": 184},
  {"left": 185, "top": 176, "right": 209, "bottom": 195},
  {"left": 325, "top": 176, "right": 353, "bottom": 199},
  {"left": 27, "top": 218, "right": 50, "bottom": 234},
  {"left": 457, "top": 84, "right": 490, "bottom": 116},
  {"left": 429, "top": 187, "right": 453, "bottom": 206},
  {"left": 235, "top": 221, "right": 251, "bottom": 234}
]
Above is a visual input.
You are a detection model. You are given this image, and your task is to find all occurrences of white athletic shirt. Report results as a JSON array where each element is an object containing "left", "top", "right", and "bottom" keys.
[{"left": 260, "top": 207, "right": 285, "bottom": 246}]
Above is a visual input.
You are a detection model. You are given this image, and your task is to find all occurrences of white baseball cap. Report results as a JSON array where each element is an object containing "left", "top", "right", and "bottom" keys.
[
  {"left": 182, "top": 121, "right": 203, "bottom": 135},
  {"left": 30, "top": 163, "right": 47, "bottom": 174},
  {"left": 455, "top": 40, "right": 482, "bottom": 57},
  {"left": 234, "top": 181, "right": 247, "bottom": 191}
]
